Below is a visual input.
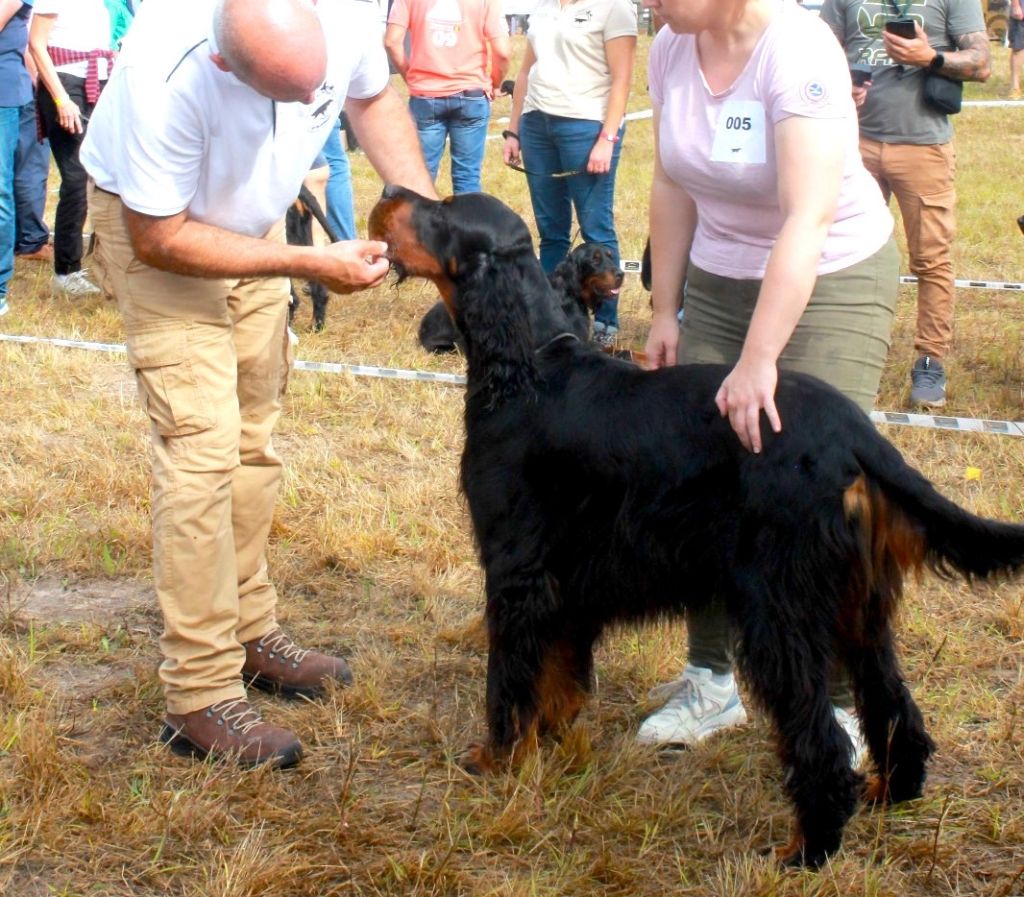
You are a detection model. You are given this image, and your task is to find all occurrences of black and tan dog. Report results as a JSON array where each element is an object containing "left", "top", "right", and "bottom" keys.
[
  {"left": 286, "top": 184, "right": 338, "bottom": 332},
  {"left": 417, "top": 241, "right": 623, "bottom": 354},
  {"left": 370, "top": 186, "right": 1024, "bottom": 868}
]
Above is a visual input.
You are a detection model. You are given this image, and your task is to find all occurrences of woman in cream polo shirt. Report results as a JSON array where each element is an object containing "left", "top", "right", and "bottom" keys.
[{"left": 502, "top": 0, "right": 636, "bottom": 347}]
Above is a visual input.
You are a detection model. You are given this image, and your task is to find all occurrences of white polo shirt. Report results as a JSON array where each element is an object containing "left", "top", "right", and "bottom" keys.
[{"left": 80, "top": 0, "right": 389, "bottom": 237}]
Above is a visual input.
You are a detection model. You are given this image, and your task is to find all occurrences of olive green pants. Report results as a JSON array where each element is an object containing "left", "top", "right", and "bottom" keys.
[{"left": 678, "top": 237, "right": 899, "bottom": 706}]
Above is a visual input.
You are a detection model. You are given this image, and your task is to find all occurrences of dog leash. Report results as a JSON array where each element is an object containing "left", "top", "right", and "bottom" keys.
[{"left": 504, "top": 160, "right": 584, "bottom": 179}]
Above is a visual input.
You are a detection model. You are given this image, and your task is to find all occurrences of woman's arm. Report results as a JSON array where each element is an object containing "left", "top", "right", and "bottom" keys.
[
  {"left": 644, "top": 102, "right": 698, "bottom": 369},
  {"left": 29, "top": 12, "right": 84, "bottom": 134},
  {"left": 502, "top": 42, "right": 536, "bottom": 165},
  {"left": 587, "top": 34, "right": 636, "bottom": 174},
  {"left": 715, "top": 113, "right": 846, "bottom": 453}
]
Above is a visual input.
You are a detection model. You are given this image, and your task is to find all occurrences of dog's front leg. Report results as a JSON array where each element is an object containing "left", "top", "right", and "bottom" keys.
[{"left": 462, "top": 572, "right": 561, "bottom": 775}]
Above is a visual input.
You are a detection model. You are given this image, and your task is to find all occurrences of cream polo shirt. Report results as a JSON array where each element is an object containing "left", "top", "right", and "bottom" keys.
[
  {"left": 80, "top": 0, "right": 389, "bottom": 237},
  {"left": 522, "top": 0, "right": 636, "bottom": 123}
]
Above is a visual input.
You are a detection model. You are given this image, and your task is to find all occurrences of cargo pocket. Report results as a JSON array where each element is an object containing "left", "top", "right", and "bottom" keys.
[
  {"left": 127, "top": 327, "right": 215, "bottom": 437},
  {"left": 279, "top": 324, "right": 296, "bottom": 400}
]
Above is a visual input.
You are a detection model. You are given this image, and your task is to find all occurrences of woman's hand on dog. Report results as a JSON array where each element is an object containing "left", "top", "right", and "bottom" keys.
[
  {"left": 643, "top": 311, "right": 680, "bottom": 370},
  {"left": 309, "top": 240, "right": 391, "bottom": 294},
  {"left": 714, "top": 356, "right": 783, "bottom": 454}
]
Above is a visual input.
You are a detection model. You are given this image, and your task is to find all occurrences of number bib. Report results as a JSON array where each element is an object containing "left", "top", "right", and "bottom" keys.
[{"left": 710, "top": 100, "right": 767, "bottom": 165}]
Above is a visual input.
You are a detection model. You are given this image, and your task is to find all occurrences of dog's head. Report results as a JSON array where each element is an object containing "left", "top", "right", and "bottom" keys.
[
  {"left": 369, "top": 186, "right": 535, "bottom": 313},
  {"left": 560, "top": 243, "right": 624, "bottom": 312}
]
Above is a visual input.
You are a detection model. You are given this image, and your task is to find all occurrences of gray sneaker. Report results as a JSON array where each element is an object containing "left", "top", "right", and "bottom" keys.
[{"left": 910, "top": 356, "right": 946, "bottom": 408}]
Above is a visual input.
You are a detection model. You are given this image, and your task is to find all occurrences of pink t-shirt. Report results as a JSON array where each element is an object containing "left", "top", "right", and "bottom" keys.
[
  {"left": 648, "top": 1, "right": 892, "bottom": 279},
  {"left": 388, "top": 0, "right": 507, "bottom": 97}
]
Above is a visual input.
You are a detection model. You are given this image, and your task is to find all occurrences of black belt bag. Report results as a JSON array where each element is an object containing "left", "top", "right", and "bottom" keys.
[{"left": 923, "top": 72, "right": 963, "bottom": 114}]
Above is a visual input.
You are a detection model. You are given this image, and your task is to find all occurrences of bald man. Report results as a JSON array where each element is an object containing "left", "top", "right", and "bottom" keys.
[{"left": 80, "top": 0, "right": 436, "bottom": 769}]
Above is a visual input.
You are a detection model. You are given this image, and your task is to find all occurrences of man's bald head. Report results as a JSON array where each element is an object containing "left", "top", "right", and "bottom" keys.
[{"left": 212, "top": 0, "right": 327, "bottom": 103}]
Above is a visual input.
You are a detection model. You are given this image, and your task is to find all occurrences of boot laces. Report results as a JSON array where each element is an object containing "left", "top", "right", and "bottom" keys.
[
  {"left": 209, "top": 698, "right": 264, "bottom": 735},
  {"left": 257, "top": 630, "right": 311, "bottom": 664}
]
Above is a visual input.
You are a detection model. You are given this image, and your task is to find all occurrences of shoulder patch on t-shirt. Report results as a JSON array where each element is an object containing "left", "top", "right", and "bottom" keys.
[{"left": 800, "top": 80, "right": 829, "bottom": 105}]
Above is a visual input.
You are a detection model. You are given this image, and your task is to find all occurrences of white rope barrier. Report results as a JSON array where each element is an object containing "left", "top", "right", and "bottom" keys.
[{"left": 4, "top": 332, "right": 1023, "bottom": 437}]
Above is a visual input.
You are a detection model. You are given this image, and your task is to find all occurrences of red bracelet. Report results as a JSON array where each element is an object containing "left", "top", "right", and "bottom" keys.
[{"left": 602, "top": 131, "right": 620, "bottom": 143}]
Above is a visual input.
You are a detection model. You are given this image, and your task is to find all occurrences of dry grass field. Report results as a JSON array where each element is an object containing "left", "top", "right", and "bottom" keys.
[{"left": 1, "top": 35, "right": 1023, "bottom": 897}]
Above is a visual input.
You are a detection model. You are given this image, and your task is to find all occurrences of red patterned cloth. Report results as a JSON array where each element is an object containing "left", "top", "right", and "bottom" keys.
[
  {"left": 36, "top": 46, "right": 116, "bottom": 142},
  {"left": 47, "top": 45, "right": 116, "bottom": 104}
]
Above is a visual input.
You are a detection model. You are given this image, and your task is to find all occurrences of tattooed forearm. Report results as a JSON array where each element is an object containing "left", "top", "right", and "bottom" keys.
[{"left": 941, "top": 31, "right": 992, "bottom": 82}]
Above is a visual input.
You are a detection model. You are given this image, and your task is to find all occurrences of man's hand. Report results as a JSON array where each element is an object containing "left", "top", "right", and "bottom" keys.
[
  {"left": 311, "top": 240, "right": 391, "bottom": 294},
  {"left": 882, "top": 22, "right": 936, "bottom": 68}
]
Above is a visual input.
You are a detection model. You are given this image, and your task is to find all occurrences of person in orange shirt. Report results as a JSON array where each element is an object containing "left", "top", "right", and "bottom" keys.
[{"left": 385, "top": 0, "right": 511, "bottom": 194}]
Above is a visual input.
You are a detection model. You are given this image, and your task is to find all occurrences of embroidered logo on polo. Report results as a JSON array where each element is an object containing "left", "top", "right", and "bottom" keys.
[{"left": 574, "top": 10, "right": 593, "bottom": 24}]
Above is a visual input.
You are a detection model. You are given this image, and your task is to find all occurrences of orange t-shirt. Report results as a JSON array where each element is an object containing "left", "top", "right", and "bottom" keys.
[{"left": 388, "top": 0, "right": 508, "bottom": 97}]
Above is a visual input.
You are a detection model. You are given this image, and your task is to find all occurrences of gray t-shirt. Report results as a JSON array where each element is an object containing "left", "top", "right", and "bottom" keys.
[{"left": 819, "top": 0, "right": 986, "bottom": 145}]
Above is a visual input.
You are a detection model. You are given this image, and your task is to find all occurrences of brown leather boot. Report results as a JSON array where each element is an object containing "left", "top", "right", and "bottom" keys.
[
  {"left": 241, "top": 628, "right": 353, "bottom": 699},
  {"left": 160, "top": 698, "right": 303, "bottom": 769}
]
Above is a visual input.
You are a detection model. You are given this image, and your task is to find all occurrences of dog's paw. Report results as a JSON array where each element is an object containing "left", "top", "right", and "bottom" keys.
[{"left": 460, "top": 741, "right": 497, "bottom": 776}]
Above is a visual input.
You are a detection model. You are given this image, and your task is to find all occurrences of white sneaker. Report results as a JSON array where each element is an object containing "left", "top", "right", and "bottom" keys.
[
  {"left": 833, "top": 706, "right": 868, "bottom": 768},
  {"left": 52, "top": 270, "right": 100, "bottom": 296},
  {"left": 636, "top": 665, "right": 748, "bottom": 747}
]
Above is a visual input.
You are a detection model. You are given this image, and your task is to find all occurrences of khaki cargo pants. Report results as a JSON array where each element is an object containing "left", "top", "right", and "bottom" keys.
[
  {"left": 90, "top": 187, "right": 292, "bottom": 714},
  {"left": 858, "top": 138, "right": 957, "bottom": 360}
]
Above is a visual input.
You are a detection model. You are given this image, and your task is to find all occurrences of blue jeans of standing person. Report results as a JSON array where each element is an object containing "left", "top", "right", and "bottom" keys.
[
  {"left": 519, "top": 110, "right": 624, "bottom": 329},
  {"left": 320, "top": 118, "right": 355, "bottom": 241},
  {"left": 0, "top": 105, "right": 19, "bottom": 302},
  {"left": 15, "top": 98, "right": 51, "bottom": 254},
  {"left": 408, "top": 92, "right": 490, "bottom": 194}
]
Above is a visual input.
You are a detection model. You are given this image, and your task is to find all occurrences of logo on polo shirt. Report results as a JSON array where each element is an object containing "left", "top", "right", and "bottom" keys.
[{"left": 309, "top": 81, "right": 337, "bottom": 132}]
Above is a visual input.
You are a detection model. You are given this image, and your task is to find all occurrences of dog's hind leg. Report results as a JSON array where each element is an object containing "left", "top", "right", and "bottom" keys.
[
  {"left": 842, "top": 622, "right": 934, "bottom": 805},
  {"left": 535, "top": 627, "right": 594, "bottom": 737},
  {"left": 733, "top": 577, "right": 862, "bottom": 867}
]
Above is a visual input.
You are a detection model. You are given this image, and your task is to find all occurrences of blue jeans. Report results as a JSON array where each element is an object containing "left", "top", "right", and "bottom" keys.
[
  {"left": 0, "top": 105, "right": 19, "bottom": 298},
  {"left": 520, "top": 110, "right": 624, "bottom": 327},
  {"left": 409, "top": 94, "right": 490, "bottom": 194},
  {"left": 14, "top": 98, "right": 51, "bottom": 254},
  {"left": 320, "top": 119, "right": 355, "bottom": 241}
]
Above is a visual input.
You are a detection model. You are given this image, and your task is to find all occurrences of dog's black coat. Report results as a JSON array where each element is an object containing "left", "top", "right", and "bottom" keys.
[
  {"left": 369, "top": 186, "right": 1024, "bottom": 867},
  {"left": 286, "top": 184, "right": 338, "bottom": 332},
  {"left": 417, "top": 242, "right": 622, "bottom": 354}
]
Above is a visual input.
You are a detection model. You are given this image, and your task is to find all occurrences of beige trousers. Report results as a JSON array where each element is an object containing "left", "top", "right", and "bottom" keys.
[
  {"left": 90, "top": 187, "right": 292, "bottom": 714},
  {"left": 858, "top": 138, "right": 957, "bottom": 359}
]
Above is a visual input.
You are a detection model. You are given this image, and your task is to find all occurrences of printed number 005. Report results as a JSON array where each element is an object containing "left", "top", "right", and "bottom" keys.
[{"left": 726, "top": 116, "right": 752, "bottom": 130}]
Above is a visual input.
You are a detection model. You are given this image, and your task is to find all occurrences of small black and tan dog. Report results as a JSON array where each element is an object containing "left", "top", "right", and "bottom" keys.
[
  {"left": 417, "top": 241, "right": 623, "bottom": 354},
  {"left": 370, "top": 186, "right": 1024, "bottom": 868},
  {"left": 286, "top": 184, "right": 338, "bottom": 332}
]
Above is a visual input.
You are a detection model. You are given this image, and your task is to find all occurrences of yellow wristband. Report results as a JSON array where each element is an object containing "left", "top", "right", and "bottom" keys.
[{"left": 54, "top": 95, "right": 64, "bottom": 109}]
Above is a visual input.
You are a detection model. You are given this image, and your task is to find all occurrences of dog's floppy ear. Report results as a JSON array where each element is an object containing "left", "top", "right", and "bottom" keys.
[{"left": 458, "top": 251, "right": 540, "bottom": 406}]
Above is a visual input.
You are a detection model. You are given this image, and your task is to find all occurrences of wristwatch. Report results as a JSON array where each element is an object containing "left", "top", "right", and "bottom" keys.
[{"left": 928, "top": 52, "right": 945, "bottom": 71}]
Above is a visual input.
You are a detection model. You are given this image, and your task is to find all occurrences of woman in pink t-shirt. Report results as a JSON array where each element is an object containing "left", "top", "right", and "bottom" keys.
[{"left": 636, "top": 0, "right": 899, "bottom": 758}]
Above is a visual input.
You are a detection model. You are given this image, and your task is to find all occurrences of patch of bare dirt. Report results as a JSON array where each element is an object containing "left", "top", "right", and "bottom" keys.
[{"left": 3, "top": 575, "right": 153, "bottom": 624}]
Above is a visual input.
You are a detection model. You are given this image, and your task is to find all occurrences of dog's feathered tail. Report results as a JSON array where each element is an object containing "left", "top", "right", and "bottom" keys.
[{"left": 850, "top": 433, "right": 1024, "bottom": 584}]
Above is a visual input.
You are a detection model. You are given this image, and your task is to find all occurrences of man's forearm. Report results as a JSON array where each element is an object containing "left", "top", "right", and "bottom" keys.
[
  {"left": 942, "top": 31, "right": 991, "bottom": 81},
  {"left": 346, "top": 87, "right": 436, "bottom": 197},
  {"left": 126, "top": 211, "right": 321, "bottom": 282}
]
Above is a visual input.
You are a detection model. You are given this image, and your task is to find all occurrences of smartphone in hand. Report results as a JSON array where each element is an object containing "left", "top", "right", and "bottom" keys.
[{"left": 884, "top": 17, "right": 916, "bottom": 39}]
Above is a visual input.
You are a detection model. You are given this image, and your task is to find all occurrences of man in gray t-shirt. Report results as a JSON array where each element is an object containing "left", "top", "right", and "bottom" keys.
[{"left": 820, "top": 0, "right": 990, "bottom": 408}]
